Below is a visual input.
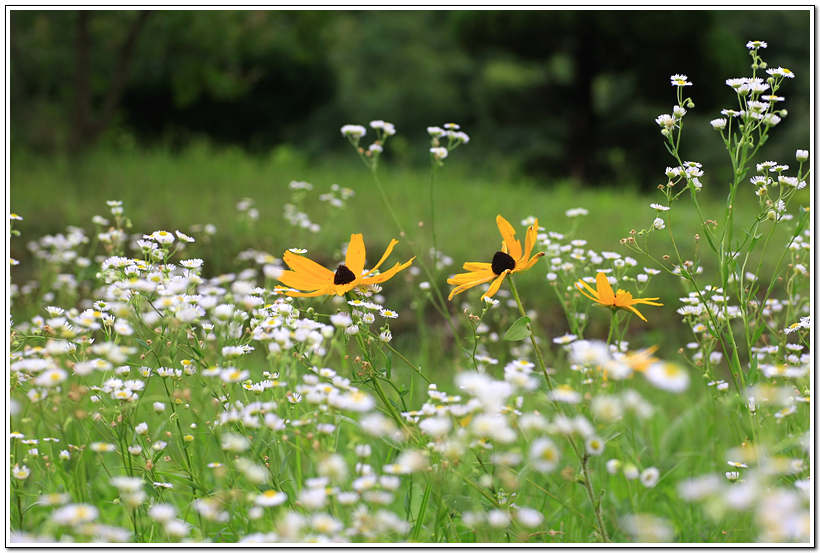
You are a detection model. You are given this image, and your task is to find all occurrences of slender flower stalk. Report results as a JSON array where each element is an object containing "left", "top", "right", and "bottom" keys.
[{"left": 507, "top": 276, "right": 610, "bottom": 542}]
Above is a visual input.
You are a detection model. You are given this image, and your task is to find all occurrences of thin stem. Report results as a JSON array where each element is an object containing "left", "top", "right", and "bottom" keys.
[
  {"left": 381, "top": 341, "right": 431, "bottom": 384},
  {"left": 580, "top": 453, "right": 610, "bottom": 543},
  {"left": 507, "top": 276, "right": 554, "bottom": 391},
  {"left": 606, "top": 310, "right": 617, "bottom": 347},
  {"left": 507, "top": 275, "right": 610, "bottom": 540},
  {"left": 429, "top": 166, "right": 439, "bottom": 278},
  {"left": 367, "top": 168, "right": 464, "bottom": 355}
]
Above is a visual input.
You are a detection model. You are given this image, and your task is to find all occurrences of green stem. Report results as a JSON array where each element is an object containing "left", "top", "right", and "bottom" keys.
[
  {"left": 508, "top": 275, "right": 610, "bottom": 541},
  {"left": 606, "top": 310, "right": 618, "bottom": 347},
  {"left": 429, "top": 167, "right": 439, "bottom": 278},
  {"left": 580, "top": 453, "right": 610, "bottom": 543},
  {"left": 382, "top": 342, "right": 431, "bottom": 384},
  {"left": 412, "top": 477, "right": 433, "bottom": 541},
  {"left": 367, "top": 168, "right": 464, "bottom": 355},
  {"left": 507, "top": 276, "right": 554, "bottom": 391},
  {"left": 16, "top": 483, "right": 23, "bottom": 529}
]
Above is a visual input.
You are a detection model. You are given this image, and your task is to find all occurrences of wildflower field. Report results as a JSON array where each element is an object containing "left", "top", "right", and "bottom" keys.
[{"left": 7, "top": 41, "right": 813, "bottom": 544}]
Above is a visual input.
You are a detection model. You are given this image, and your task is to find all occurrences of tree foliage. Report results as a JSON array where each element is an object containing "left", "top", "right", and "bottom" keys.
[{"left": 10, "top": 9, "right": 810, "bottom": 188}]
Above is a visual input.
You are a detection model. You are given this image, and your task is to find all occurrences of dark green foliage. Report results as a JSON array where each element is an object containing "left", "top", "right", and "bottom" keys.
[{"left": 9, "top": 9, "right": 811, "bottom": 189}]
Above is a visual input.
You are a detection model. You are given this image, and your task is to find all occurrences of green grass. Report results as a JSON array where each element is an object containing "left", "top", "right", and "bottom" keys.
[
  {"left": 10, "top": 143, "right": 805, "bottom": 361},
  {"left": 8, "top": 143, "right": 811, "bottom": 544}
]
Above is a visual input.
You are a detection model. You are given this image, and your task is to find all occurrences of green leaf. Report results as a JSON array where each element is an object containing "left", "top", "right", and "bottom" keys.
[
  {"left": 747, "top": 355, "right": 759, "bottom": 387},
  {"left": 793, "top": 205, "right": 809, "bottom": 237},
  {"left": 743, "top": 227, "right": 763, "bottom": 253},
  {"left": 751, "top": 323, "right": 767, "bottom": 349},
  {"left": 504, "top": 316, "right": 531, "bottom": 341},
  {"left": 135, "top": 339, "right": 150, "bottom": 351}
]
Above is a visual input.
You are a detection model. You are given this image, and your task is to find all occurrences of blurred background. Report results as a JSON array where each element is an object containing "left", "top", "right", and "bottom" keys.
[
  {"left": 9, "top": 9, "right": 812, "bottom": 354},
  {"left": 10, "top": 10, "right": 810, "bottom": 178}
]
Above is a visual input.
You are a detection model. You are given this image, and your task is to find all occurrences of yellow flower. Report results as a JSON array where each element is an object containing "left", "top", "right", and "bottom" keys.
[
  {"left": 448, "top": 215, "right": 545, "bottom": 301},
  {"left": 576, "top": 273, "right": 663, "bottom": 322},
  {"left": 622, "top": 345, "right": 660, "bottom": 373},
  {"left": 277, "top": 234, "right": 414, "bottom": 297}
]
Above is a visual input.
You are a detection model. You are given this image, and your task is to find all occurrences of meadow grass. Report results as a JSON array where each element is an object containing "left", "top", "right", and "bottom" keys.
[
  {"left": 8, "top": 42, "right": 811, "bottom": 544},
  {"left": 11, "top": 141, "right": 804, "bottom": 364}
]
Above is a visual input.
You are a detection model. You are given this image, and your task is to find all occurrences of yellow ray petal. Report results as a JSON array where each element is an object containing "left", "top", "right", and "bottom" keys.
[
  {"left": 448, "top": 274, "right": 497, "bottom": 300},
  {"left": 334, "top": 282, "right": 359, "bottom": 296},
  {"left": 631, "top": 298, "right": 664, "bottom": 306},
  {"left": 287, "top": 287, "right": 334, "bottom": 298},
  {"left": 362, "top": 239, "right": 399, "bottom": 278},
  {"left": 522, "top": 219, "right": 538, "bottom": 264},
  {"left": 345, "top": 234, "right": 366, "bottom": 278},
  {"left": 496, "top": 215, "right": 522, "bottom": 261},
  {"left": 624, "top": 304, "right": 648, "bottom": 322},
  {"left": 283, "top": 251, "right": 335, "bottom": 280},
  {"left": 481, "top": 271, "right": 509, "bottom": 300},
  {"left": 518, "top": 252, "right": 544, "bottom": 273},
  {"left": 463, "top": 262, "right": 492, "bottom": 272},
  {"left": 576, "top": 279, "right": 601, "bottom": 302},
  {"left": 277, "top": 270, "right": 331, "bottom": 291},
  {"left": 448, "top": 269, "right": 496, "bottom": 285},
  {"left": 595, "top": 272, "right": 615, "bottom": 305},
  {"left": 362, "top": 257, "right": 415, "bottom": 284}
]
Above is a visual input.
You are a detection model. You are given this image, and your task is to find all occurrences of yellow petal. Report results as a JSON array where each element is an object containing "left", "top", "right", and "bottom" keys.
[
  {"left": 448, "top": 274, "right": 497, "bottom": 300},
  {"left": 345, "top": 234, "right": 366, "bottom": 278},
  {"left": 463, "top": 262, "right": 492, "bottom": 272},
  {"left": 334, "top": 282, "right": 359, "bottom": 296},
  {"left": 361, "top": 257, "right": 415, "bottom": 284},
  {"left": 517, "top": 252, "right": 544, "bottom": 273},
  {"left": 283, "top": 251, "right": 334, "bottom": 280},
  {"left": 362, "top": 239, "right": 400, "bottom": 278},
  {"left": 522, "top": 219, "right": 538, "bottom": 263},
  {"left": 622, "top": 304, "right": 648, "bottom": 322},
  {"left": 481, "top": 271, "right": 509, "bottom": 300},
  {"left": 614, "top": 290, "right": 634, "bottom": 308},
  {"left": 631, "top": 298, "right": 663, "bottom": 306},
  {"left": 595, "top": 272, "right": 615, "bottom": 305},
  {"left": 277, "top": 270, "right": 331, "bottom": 291},
  {"left": 576, "top": 279, "right": 601, "bottom": 303},
  {"left": 496, "top": 215, "right": 522, "bottom": 261},
  {"left": 448, "top": 269, "right": 496, "bottom": 285},
  {"left": 287, "top": 287, "right": 334, "bottom": 298}
]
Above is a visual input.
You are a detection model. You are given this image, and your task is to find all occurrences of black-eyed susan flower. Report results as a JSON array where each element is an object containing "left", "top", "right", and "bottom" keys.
[
  {"left": 448, "top": 215, "right": 544, "bottom": 301},
  {"left": 575, "top": 272, "right": 663, "bottom": 322},
  {"left": 277, "top": 234, "right": 414, "bottom": 297}
]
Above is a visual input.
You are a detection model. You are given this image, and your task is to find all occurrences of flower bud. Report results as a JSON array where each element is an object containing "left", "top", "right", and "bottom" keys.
[{"left": 796, "top": 150, "right": 809, "bottom": 162}]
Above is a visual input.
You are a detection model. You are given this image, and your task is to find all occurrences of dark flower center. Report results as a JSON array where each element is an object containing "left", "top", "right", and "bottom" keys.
[
  {"left": 491, "top": 251, "right": 516, "bottom": 275},
  {"left": 333, "top": 264, "right": 357, "bottom": 285}
]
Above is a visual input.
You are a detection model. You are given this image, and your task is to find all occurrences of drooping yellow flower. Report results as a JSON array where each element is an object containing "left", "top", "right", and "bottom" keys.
[
  {"left": 277, "top": 234, "right": 414, "bottom": 297},
  {"left": 448, "top": 215, "right": 545, "bottom": 301},
  {"left": 576, "top": 272, "right": 663, "bottom": 322}
]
